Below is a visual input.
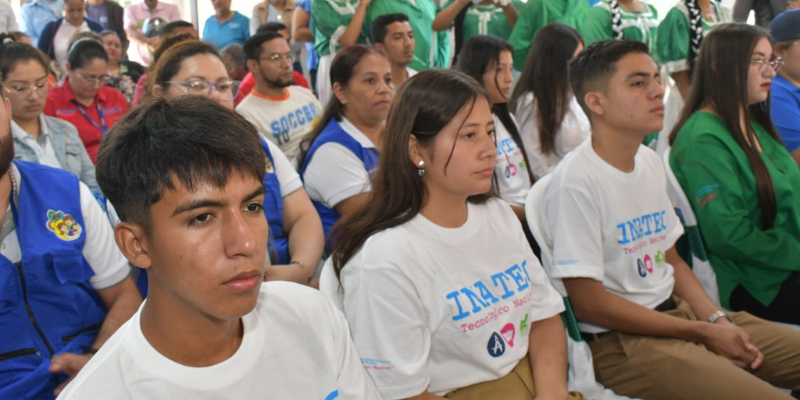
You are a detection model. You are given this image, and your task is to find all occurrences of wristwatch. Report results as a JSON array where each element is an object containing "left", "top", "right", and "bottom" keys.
[{"left": 708, "top": 310, "right": 734, "bottom": 324}]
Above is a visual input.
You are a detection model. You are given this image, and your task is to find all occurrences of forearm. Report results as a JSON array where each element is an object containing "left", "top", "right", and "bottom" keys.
[
  {"left": 284, "top": 218, "right": 324, "bottom": 282},
  {"left": 668, "top": 247, "right": 718, "bottom": 322},
  {"left": 671, "top": 71, "right": 691, "bottom": 101},
  {"left": 432, "top": 0, "right": 469, "bottom": 31},
  {"left": 792, "top": 149, "right": 800, "bottom": 168},
  {"left": 294, "top": 27, "right": 314, "bottom": 42},
  {"left": 566, "top": 279, "right": 704, "bottom": 342},
  {"left": 502, "top": 3, "right": 518, "bottom": 29},
  {"left": 338, "top": 3, "right": 368, "bottom": 48},
  {"left": 91, "top": 276, "right": 141, "bottom": 349},
  {"left": 528, "top": 315, "right": 568, "bottom": 398}
]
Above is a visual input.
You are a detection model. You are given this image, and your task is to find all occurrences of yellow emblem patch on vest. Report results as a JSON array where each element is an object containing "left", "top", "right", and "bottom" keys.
[{"left": 46, "top": 209, "right": 82, "bottom": 241}]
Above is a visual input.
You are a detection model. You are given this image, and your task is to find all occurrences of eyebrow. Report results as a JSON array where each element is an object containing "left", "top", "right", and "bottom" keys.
[
  {"left": 172, "top": 185, "right": 267, "bottom": 216},
  {"left": 8, "top": 76, "right": 49, "bottom": 84},
  {"left": 752, "top": 52, "right": 770, "bottom": 57},
  {"left": 624, "top": 71, "right": 655, "bottom": 80}
]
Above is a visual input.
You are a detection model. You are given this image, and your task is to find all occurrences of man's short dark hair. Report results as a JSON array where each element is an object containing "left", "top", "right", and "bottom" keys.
[
  {"left": 568, "top": 39, "right": 651, "bottom": 116},
  {"left": 159, "top": 20, "right": 195, "bottom": 37},
  {"left": 370, "top": 13, "right": 409, "bottom": 44},
  {"left": 243, "top": 32, "right": 285, "bottom": 60},
  {"left": 256, "top": 21, "right": 287, "bottom": 35},
  {"left": 96, "top": 96, "right": 265, "bottom": 230}
]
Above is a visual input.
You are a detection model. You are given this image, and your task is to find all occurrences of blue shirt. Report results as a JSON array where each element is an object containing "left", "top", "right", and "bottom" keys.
[
  {"left": 87, "top": 2, "right": 109, "bottom": 29},
  {"left": 202, "top": 11, "right": 251, "bottom": 50},
  {"left": 20, "top": 0, "right": 63, "bottom": 46},
  {"left": 770, "top": 74, "right": 800, "bottom": 154}
]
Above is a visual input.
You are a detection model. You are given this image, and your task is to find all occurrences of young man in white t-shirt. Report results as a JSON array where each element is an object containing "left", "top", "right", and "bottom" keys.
[
  {"left": 543, "top": 39, "right": 800, "bottom": 400},
  {"left": 237, "top": 31, "right": 323, "bottom": 162},
  {"left": 56, "top": 96, "right": 380, "bottom": 399}
]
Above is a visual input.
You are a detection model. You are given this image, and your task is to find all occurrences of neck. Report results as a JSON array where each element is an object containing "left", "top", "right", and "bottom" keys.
[
  {"left": 0, "top": 173, "right": 11, "bottom": 224},
  {"left": 217, "top": 9, "right": 233, "bottom": 21},
  {"left": 698, "top": 0, "right": 712, "bottom": 10},
  {"left": 13, "top": 116, "right": 42, "bottom": 141},
  {"left": 590, "top": 122, "right": 643, "bottom": 173},
  {"left": 69, "top": 81, "right": 96, "bottom": 107},
  {"left": 146, "top": 1, "right": 158, "bottom": 10},
  {"left": 419, "top": 190, "right": 469, "bottom": 228},
  {"left": 140, "top": 291, "right": 243, "bottom": 367},
  {"left": 390, "top": 63, "right": 409, "bottom": 89},
  {"left": 87, "top": 0, "right": 103, "bottom": 4},
  {"left": 108, "top": 61, "right": 120, "bottom": 71},
  {"left": 343, "top": 113, "right": 382, "bottom": 148},
  {"left": 68, "top": 19, "right": 84, "bottom": 27},
  {"left": 270, "top": 0, "right": 287, "bottom": 10},
  {"left": 779, "top": 69, "right": 800, "bottom": 88},
  {"left": 255, "top": 80, "right": 287, "bottom": 98}
]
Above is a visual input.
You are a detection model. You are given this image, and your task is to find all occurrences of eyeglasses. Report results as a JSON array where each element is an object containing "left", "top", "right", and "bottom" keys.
[
  {"left": 2, "top": 81, "right": 51, "bottom": 98},
  {"left": 166, "top": 79, "right": 241, "bottom": 100},
  {"left": 74, "top": 70, "right": 111, "bottom": 85},
  {"left": 751, "top": 57, "right": 783, "bottom": 73},
  {"left": 259, "top": 53, "right": 294, "bottom": 65}
]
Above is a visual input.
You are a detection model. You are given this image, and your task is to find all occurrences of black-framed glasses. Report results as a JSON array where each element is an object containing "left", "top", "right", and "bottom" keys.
[
  {"left": 751, "top": 57, "right": 783, "bottom": 73},
  {"left": 166, "top": 79, "right": 241, "bottom": 100},
  {"left": 2, "top": 81, "right": 51, "bottom": 98}
]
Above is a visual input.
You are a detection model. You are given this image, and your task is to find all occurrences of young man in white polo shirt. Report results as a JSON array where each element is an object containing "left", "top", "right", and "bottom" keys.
[
  {"left": 237, "top": 32, "right": 323, "bottom": 163},
  {"left": 56, "top": 96, "right": 380, "bottom": 399},
  {"left": 544, "top": 39, "right": 800, "bottom": 400}
]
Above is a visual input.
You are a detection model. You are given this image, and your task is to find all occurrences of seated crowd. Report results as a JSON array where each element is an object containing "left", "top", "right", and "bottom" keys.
[{"left": 1, "top": 0, "right": 800, "bottom": 399}]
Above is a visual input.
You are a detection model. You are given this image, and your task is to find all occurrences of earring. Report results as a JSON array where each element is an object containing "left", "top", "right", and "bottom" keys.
[{"left": 417, "top": 160, "right": 425, "bottom": 177}]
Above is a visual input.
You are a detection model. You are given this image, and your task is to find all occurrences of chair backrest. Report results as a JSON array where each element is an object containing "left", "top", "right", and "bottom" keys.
[{"left": 662, "top": 148, "right": 721, "bottom": 306}]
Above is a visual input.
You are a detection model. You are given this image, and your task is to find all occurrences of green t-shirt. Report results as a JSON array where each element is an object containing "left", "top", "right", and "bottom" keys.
[
  {"left": 364, "top": 0, "right": 447, "bottom": 70},
  {"left": 580, "top": 0, "right": 659, "bottom": 50},
  {"left": 655, "top": 1, "right": 731, "bottom": 74},
  {"left": 311, "top": 0, "right": 368, "bottom": 56},
  {"left": 508, "top": 0, "right": 590, "bottom": 70},
  {"left": 670, "top": 111, "right": 800, "bottom": 309},
  {"left": 442, "top": 0, "right": 513, "bottom": 45}
]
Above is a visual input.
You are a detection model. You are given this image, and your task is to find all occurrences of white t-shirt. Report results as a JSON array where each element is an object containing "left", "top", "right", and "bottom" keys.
[
  {"left": 237, "top": 86, "right": 323, "bottom": 163},
  {"left": 0, "top": 164, "right": 129, "bottom": 290},
  {"left": 493, "top": 113, "right": 531, "bottom": 207},
  {"left": 0, "top": 0, "right": 18, "bottom": 32},
  {"left": 54, "top": 20, "right": 90, "bottom": 74},
  {"left": 515, "top": 93, "right": 591, "bottom": 180},
  {"left": 260, "top": 134, "right": 303, "bottom": 197},
  {"left": 57, "top": 282, "right": 382, "bottom": 400},
  {"left": 302, "top": 118, "right": 375, "bottom": 209},
  {"left": 337, "top": 198, "right": 564, "bottom": 399},
  {"left": 544, "top": 139, "right": 683, "bottom": 333}
]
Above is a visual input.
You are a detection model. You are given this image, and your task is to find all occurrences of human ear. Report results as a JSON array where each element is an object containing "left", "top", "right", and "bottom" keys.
[
  {"left": 584, "top": 92, "right": 605, "bottom": 117},
  {"left": 333, "top": 82, "right": 347, "bottom": 105},
  {"left": 408, "top": 133, "right": 425, "bottom": 167},
  {"left": 246, "top": 59, "right": 259, "bottom": 74},
  {"left": 114, "top": 222, "right": 153, "bottom": 270}
]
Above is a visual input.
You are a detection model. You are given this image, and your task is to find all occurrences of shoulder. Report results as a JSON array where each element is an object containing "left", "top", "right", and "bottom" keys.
[
  {"left": 635, "top": 144, "right": 666, "bottom": 176},
  {"left": 289, "top": 86, "right": 320, "bottom": 102},
  {"left": 257, "top": 281, "right": 339, "bottom": 321},
  {"left": 672, "top": 112, "right": 733, "bottom": 153}
]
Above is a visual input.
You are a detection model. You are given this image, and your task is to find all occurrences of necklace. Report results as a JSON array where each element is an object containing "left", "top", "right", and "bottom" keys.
[{"left": 8, "top": 171, "right": 17, "bottom": 209}]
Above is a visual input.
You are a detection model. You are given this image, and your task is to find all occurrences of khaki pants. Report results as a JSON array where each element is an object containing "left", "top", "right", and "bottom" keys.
[
  {"left": 444, "top": 356, "right": 588, "bottom": 400},
  {"left": 589, "top": 297, "right": 800, "bottom": 400}
]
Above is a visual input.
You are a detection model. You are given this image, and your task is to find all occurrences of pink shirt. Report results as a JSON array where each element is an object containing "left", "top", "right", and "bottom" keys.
[{"left": 123, "top": 1, "right": 181, "bottom": 65}]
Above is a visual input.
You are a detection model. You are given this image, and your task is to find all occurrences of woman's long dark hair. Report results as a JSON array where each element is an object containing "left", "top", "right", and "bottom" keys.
[
  {"left": 669, "top": 23, "right": 781, "bottom": 229},
  {"left": 509, "top": 23, "right": 583, "bottom": 157},
  {"left": 455, "top": 34, "right": 534, "bottom": 182},
  {"left": 0, "top": 42, "right": 50, "bottom": 80},
  {"left": 332, "top": 70, "right": 490, "bottom": 277},
  {"left": 298, "top": 45, "right": 386, "bottom": 164}
]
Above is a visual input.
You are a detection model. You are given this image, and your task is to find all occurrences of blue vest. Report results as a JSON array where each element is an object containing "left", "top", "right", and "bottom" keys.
[
  {"left": 260, "top": 138, "right": 289, "bottom": 265},
  {"left": 0, "top": 161, "right": 106, "bottom": 400},
  {"left": 299, "top": 119, "right": 379, "bottom": 249}
]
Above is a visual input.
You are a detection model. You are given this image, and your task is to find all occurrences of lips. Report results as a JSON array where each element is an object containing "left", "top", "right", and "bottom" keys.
[
  {"left": 650, "top": 106, "right": 665, "bottom": 115},
  {"left": 475, "top": 167, "right": 494, "bottom": 178},
  {"left": 761, "top": 83, "right": 771, "bottom": 90},
  {"left": 223, "top": 270, "right": 261, "bottom": 292}
]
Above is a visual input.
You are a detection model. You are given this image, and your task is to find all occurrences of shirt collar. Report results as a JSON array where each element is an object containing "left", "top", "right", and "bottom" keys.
[
  {"left": 339, "top": 117, "right": 377, "bottom": 149},
  {"left": 10, "top": 115, "right": 50, "bottom": 143},
  {"left": 773, "top": 74, "right": 800, "bottom": 92}
]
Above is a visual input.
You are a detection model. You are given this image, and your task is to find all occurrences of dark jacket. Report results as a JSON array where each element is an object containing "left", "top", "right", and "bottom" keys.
[
  {"left": 105, "top": 0, "right": 129, "bottom": 54},
  {"left": 37, "top": 17, "right": 104, "bottom": 62}
]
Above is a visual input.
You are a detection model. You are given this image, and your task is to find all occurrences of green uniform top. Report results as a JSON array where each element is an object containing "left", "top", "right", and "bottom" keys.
[
  {"left": 508, "top": 0, "right": 590, "bottom": 70},
  {"left": 655, "top": 1, "right": 731, "bottom": 74},
  {"left": 670, "top": 112, "right": 800, "bottom": 309},
  {"left": 442, "top": 0, "right": 513, "bottom": 45},
  {"left": 311, "top": 0, "right": 368, "bottom": 56},
  {"left": 364, "top": 0, "right": 447, "bottom": 70},
  {"left": 580, "top": 0, "right": 659, "bottom": 50}
]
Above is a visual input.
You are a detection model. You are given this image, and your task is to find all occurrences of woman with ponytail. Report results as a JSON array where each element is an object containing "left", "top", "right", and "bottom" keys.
[
  {"left": 669, "top": 23, "right": 800, "bottom": 325},
  {"left": 580, "top": 0, "right": 659, "bottom": 50},
  {"left": 454, "top": 35, "right": 532, "bottom": 223}
]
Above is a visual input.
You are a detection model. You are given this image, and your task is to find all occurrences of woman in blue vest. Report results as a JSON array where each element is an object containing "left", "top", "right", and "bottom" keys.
[
  {"left": 150, "top": 39, "right": 325, "bottom": 286},
  {"left": 298, "top": 45, "right": 393, "bottom": 249}
]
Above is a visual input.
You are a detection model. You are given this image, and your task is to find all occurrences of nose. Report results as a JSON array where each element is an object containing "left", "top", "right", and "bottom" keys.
[
  {"left": 221, "top": 207, "right": 260, "bottom": 259},
  {"left": 651, "top": 79, "right": 665, "bottom": 100}
]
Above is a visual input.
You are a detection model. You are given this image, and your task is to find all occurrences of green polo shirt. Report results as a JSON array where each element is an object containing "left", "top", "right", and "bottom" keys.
[
  {"left": 508, "top": 0, "right": 589, "bottom": 70},
  {"left": 580, "top": 0, "right": 659, "bottom": 50},
  {"left": 670, "top": 111, "right": 800, "bottom": 309},
  {"left": 364, "top": 0, "right": 447, "bottom": 70},
  {"left": 312, "top": 0, "right": 368, "bottom": 56}
]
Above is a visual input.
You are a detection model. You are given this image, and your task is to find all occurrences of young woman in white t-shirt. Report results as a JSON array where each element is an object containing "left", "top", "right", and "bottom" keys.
[
  {"left": 298, "top": 45, "right": 393, "bottom": 247},
  {"left": 150, "top": 40, "right": 324, "bottom": 286},
  {"left": 454, "top": 35, "right": 533, "bottom": 222},
  {"left": 330, "top": 69, "right": 576, "bottom": 400},
  {"left": 509, "top": 23, "right": 589, "bottom": 179}
]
